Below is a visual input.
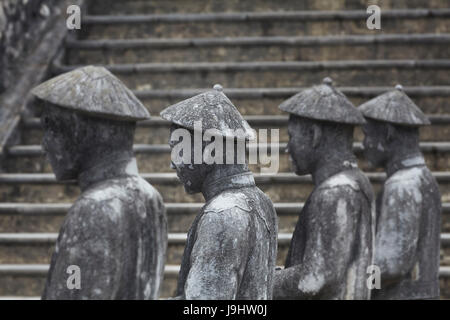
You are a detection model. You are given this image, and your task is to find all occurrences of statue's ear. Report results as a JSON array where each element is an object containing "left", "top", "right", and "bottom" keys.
[{"left": 312, "top": 123, "right": 322, "bottom": 149}]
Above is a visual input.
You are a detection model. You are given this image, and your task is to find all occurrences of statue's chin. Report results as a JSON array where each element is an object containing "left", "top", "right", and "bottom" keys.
[
  {"left": 291, "top": 162, "right": 307, "bottom": 176},
  {"left": 52, "top": 165, "right": 78, "bottom": 182},
  {"left": 183, "top": 184, "right": 200, "bottom": 195}
]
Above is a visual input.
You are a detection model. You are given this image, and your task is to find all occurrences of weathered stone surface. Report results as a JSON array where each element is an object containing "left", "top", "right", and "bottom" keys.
[
  {"left": 359, "top": 85, "right": 431, "bottom": 126},
  {"left": 274, "top": 82, "right": 374, "bottom": 299},
  {"left": 160, "top": 84, "right": 254, "bottom": 140},
  {"left": 279, "top": 77, "right": 365, "bottom": 125},
  {"left": 42, "top": 160, "right": 168, "bottom": 300},
  {"left": 0, "top": 0, "right": 56, "bottom": 93},
  {"left": 360, "top": 90, "right": 442, "bottom": 300},
  {"left": 30, "top": 69, "right": 168, "bottom": 299},
  {"left": 373, "top": 161, "right": 442, "bottom": 299},
  {"left": 160, "top": 92, "right": 278, "bottom": 299},
  {"left": 175, "top": 171, "right": 278, "bottom": 299},
  {"left": 32, "top": 66, "right": 151, "bottom": 122}
]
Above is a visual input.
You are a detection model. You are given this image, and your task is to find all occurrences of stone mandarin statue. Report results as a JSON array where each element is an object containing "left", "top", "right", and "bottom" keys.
[
  {"left": 358, "top": 85, "right": 441, "bottom": 300},
  {"left": 160, "top": 84, "right": 278, "bottom": 300},
  {"left": 273, "top": 77, "right": 375, "bottom": 300},
  {"left": 31, "top": 66, "right": 168, "bottom": 300}
]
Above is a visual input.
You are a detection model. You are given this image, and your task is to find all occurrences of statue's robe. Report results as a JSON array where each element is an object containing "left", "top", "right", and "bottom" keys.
[
  {"left": 372, "top": 156, "right": 441, "bottom": 300},
  {"left": 42, "top": 158, "right": 168, "bottom": 300},
  {"left": 274, "top": 164, "right": 375, "bottom": 300},
  {"left": 176, "top": 172, "right": 278, "bottom": 299}
]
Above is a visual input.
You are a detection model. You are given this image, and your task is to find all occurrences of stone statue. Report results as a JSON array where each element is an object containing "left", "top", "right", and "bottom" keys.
[
  {"left": 31, "top": 66, "right": 168, "bottom": 300},
  {"left": 358, "top": 84, "right": 441, "bottom": 300},
  {"left": 273, "top": 77, "right": 375, "bottom": 300},
  {"left": 160, "top": 84, "right": 278, "bottom": 299}
]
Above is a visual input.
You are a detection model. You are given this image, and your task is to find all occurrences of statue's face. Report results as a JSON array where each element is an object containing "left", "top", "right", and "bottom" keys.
[
  {"left": 362, "top": 119, "right": 389, "bottom": 168},
  {"left": 168, "top": 124, "right": 208, "bottom": 194},
  {"left": 287, "top": 116, "right": 314, "bottom": 175},
  {"left": 40, "top": 106, "right": 81, "bottom": 181}
]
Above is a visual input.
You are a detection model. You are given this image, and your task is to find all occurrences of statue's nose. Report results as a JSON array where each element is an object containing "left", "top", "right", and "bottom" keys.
[{"left": 170, "top": 161, "right": 176, "bottom": 170}]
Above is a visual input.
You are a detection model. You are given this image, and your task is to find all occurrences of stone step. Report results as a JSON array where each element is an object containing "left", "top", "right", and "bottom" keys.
[
  {"left": 27, "top": 86, "right": 450, "bottom": 117},
  {"left": 0, "top": 202, "right": 449, "bottom": 233},
  {"left": 78, "top": 10, "right": 450, "bottom": 40},
  {"left": 86, "top": 0, "right": 450, "bottom": 15},
  {"left": 18, "top": 114, "right": 450, "bottom": 145},
  {"left": 0, "top": 232, "right": 448, "bottom": 267},
  {"left": 1, "top": 264, "right": 449, "bottom": 298},
  {"left": 1, "top": 172, "right": 450, "bottom": 203},
  {"left": 4, "top": 142, "right": 450, "bottom": 173},
  {"left": 65, "top": 34, "right": 450, "bottom": 64},
  {"left": 55, "top": 59, "right": 450, "bottom": 90}
]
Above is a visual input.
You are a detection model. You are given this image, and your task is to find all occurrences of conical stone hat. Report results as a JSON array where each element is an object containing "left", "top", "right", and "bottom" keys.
[
  {"left": 358, "top": 84, "right": 430, "bottom": 126},
  {"left": 31, "top": 65, "right": 150, "bottom": 121},
  {"left": 160, "top": 84, "right": 255, "bottom": 140},
  {"left": 279, "top": 77, "right": 366, "bottom": 125}
]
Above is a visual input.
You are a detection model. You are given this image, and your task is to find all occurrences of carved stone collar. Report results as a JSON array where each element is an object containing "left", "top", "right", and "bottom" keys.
[
  {"left": 314, "top": 158, "right": 358, "bottom": 187},
  {"left": 202, "top": 171, "right": 256, "bottom": 201},
  {"left": 386, "top": 154, "right": 425, "bottom": 178},
  {"left": 78, "top": 154, "right": 138, "bottom": 191}
]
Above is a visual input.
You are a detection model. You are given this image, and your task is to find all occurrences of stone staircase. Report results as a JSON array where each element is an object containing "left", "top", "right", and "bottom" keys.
[{"left": 0, "top": 0, "right": 450, "bottom": 299}]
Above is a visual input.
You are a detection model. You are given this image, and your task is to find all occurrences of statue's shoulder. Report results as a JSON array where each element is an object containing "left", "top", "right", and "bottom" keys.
[
  {"left": 383, "top": 167, "right": 429, "bottom": 206},
  {"left": 130, "top": 175, "right": 164, "bottom": 202},
  {"left": 83, "top": 175, "right": 162, "bottom": 203},
  {"left": 317, "top": 171, "right": 361, "bottom": 193},
  {"left": 198, "top": 191, "right": 253, "bottom": 239},
  {"left": 386, "top": 166, "right": 426, "bottom": 189},
  {"left": 70, "top": 184, "right": 127, "bottom": 224},
  {"left": 203, "top": 190, "right": 253, "bottom": 215}
]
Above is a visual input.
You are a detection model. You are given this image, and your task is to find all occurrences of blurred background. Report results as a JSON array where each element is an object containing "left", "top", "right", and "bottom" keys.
[{"left": 0, "top": 0, "right": 449, "bottom": 299}]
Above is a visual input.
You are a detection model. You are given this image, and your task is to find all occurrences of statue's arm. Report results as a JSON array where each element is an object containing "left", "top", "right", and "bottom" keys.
[
  {"left": 184, "top": 208, "right": 250, "bottom": 300},
  {"left": 43, "top": 199, "right": 123, "bottom": 300},
  {"left": 273, "top": 187, "right": 356, "bottom": 299},
  {"left": 374, "top": 181, "right": 421, "bottom": 285}
]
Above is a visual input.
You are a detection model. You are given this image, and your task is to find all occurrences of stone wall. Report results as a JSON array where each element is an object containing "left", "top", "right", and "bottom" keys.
[{"left": 0, "top": 0, "right": 56, "bottom": 93}]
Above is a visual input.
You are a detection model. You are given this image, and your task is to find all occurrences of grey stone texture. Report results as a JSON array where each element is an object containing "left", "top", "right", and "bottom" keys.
[
  {"left": 176, "top": 170, "right": 278, "bottom": 299},
  {"left": 0, "top": 0, "right": 56, "bottom": 93},
  {"left": 274, "top": 79, "right": 375, "bottom": 299},
  {"left": 30, "top": 67, "right": 167, "bottom": 299},
  {"left": 32, "top": 66, "right": 151, "bottom": 121},
  {"left": 279, "top": 77, "right": 366, "bottom": 125},
  {"left": 42, "top": 155, "right": 168, "bottom": 300},
  {"left": 360, "top": 87, "right": 442, "bottom": 299},
  {"left": 160, "top": 84, "right": 254, "bottom": 140},
  {"left": 359, "top": 85, "right": 431, "bottom": 126},
  {"left": 161, "top": 87, "right": 278, "bottom": 299}
]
